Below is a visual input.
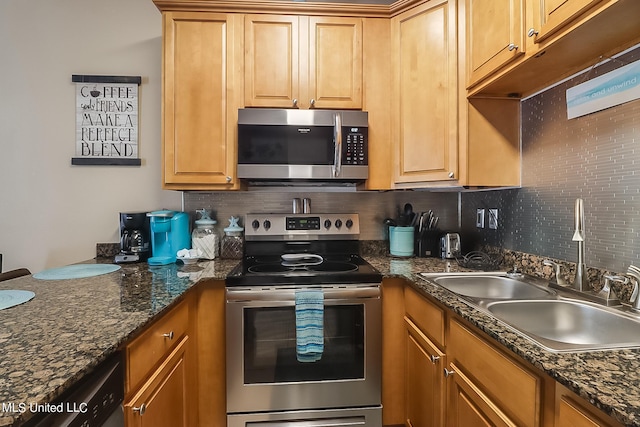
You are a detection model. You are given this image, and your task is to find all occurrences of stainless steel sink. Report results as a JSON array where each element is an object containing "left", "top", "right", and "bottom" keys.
[
  {"left": 486, "top": 299, "right": 640, "bottom": 352},
  {"left": 419, "top": 272, "right": 640, "bottom": 352},
  {"left": 420, "top": 273, "right": 555, "bottom": 300}
]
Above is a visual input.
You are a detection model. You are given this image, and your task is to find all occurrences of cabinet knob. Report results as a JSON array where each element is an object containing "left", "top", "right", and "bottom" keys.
[
  {"left": 309, "top": 98, "right": 316, "bottom": 108},
  {"left": 162, "top": 331, "right": 174, "bottom": 340},
  {"left": 133, "top": 403, "right": 147, "bottom": 415},
  {"left": 226, "top": 176, "right": 232, "bottom": 183},
  {"left": 444, "top": 368, "right": 455, "bottom": 377},
  {"left": 527, "top": 28, "right": 539, "bottom": 38},
  {"left": 507, "top": 43, "right": 519, "bottom": 52},
  {"left": 430, "top": 355, "right": 440, "bottom": 363},
  {"left": 448, "top": 172, "right": 455, "bottom": 179},
  {"left": 292, "top": 98, "right": 298, "bottom": 108}
]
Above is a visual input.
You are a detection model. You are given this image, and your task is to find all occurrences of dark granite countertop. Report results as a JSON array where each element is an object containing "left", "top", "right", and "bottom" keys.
[
  {"left": 1, "top": 255, "right": 639, "bottom": 426},
  {"left": 364, "top": 255, "right": 640, "bottom": 427},
  {"left": 0, "top": 258, "right": 239, "bottom": 427}
]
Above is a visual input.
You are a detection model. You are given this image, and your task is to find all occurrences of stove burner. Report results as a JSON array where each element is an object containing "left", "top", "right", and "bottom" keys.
[
  {"left": 307, "top": 262, "right": 358, "bottom": 273},
  {"left": 247, "top": 261, "right": 358, "bottom": 275},
  {"left": 248, "top": 264, "right": 295, "bottom": 274}
]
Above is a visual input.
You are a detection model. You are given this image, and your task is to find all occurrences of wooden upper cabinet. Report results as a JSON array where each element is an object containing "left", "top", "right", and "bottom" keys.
[
  {"left": 465, "top": 0, "right": 525, "bottom": 88},
  {"left": 392, "top": 0, "right": 458, "bottom": 184},
  {"left": 162, "top": 12, "right": 242, "bottom": 189},
  {"left": 532, "top": 0, "right": 602, "bottom": 43},
  {"left": 244, "top": 14, "right": 363, "bottom": 109},
  {"left": 244, "top": 15, "right": 299, "bottom": 108},
  {"left": 308, "top": 17, "right": 363, "bottom": 109}
]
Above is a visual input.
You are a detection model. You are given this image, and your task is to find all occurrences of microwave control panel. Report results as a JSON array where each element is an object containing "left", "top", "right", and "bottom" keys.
[{"left": 344, "top": 128, "right": 368, "bottom": 165}]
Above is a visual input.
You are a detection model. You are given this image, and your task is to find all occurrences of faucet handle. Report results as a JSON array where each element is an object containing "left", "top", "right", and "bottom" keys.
[
  {"left": 599, "top": 274, "right": 628, "bottom": 301},
  {"left": 626, "top": 267, "right": 640, "bottom": 310},
  {"left": 543, "top": 259, "right": 566, "bottom": 286}
]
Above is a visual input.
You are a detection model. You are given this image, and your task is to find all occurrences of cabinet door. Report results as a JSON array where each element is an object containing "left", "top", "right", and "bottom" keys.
[
  {"left": 308, "top": 17, "right": 363, "bottom": 109},
  {"left": 392, "top": 0, "right": 458, "bottom": 184},
  {"left": 533, "top": 0, "right": 602, "bottom": 43},
  {"left": 405, "top": 317, "right": 445, "bottom": 427},
  {"left": 446, "top": 363, "right": 514, "bottom": 427},
  {"left": 162, "top": 12, "right": 240, "bottom": 189},
  {"left": 244, "top": 15, "right": 300, "bottom": 108},
  {"left": 465, "top": 0, "right": 525, "bottom": 87},
  {"left": 448, "top": 319, "right": 542, "bottom": 427},
  {"left": 125, "top": 337, "right": 189, "bottom": 427}
]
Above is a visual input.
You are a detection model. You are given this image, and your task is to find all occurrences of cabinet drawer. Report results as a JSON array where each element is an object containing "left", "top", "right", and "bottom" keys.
[
  {"left": 449, "top": 319, "right": 542, "bottom": 427},
  {"left": 404, "top": 286, "right": 445, "bottom": 347},
  {"left": 126, "top": 299, "right": 190, "bottom": 392}
]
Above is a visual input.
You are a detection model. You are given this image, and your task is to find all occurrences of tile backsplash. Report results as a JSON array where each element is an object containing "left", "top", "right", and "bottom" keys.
[
  {"left": 462, "top": 45, "right": 640, "bottom": 275},
  {"left": 184, "top": 190, "right": 459, "bottom": 241}
]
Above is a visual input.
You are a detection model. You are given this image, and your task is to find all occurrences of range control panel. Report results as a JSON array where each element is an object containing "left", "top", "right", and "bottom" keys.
[{"left": 245, "top": 213, "right": 360, "bottom": 240}]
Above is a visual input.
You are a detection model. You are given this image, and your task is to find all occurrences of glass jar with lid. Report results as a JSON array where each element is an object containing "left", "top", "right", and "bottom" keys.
[
  {"left": 221, "top": 216, "right": 244, "bottom": 259},
  {"left": 191, "top": 209, "right": 219, "bottom": 260}
]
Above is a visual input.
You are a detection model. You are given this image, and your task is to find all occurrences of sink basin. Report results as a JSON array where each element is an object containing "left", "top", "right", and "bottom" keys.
[
  {"left": 425, "top": 274, "right": 554, "bottom": 300},
  {"left": 486, "top": 299, "right": 640, "bottom": 352}
]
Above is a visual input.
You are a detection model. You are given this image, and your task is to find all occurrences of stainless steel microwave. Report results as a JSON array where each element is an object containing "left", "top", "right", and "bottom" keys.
[{"left": 237, "top": 108, "right": 369, "bottom": 181}]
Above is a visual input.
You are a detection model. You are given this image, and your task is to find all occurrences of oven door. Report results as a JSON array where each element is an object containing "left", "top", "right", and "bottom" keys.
[{"left": 225, "top": 284, "right": 381, "bottom": 414}]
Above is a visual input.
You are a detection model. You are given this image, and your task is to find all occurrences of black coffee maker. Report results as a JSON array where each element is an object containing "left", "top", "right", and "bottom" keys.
[{"left": 115, "top": 212, "right": 150, "bottom": 263}]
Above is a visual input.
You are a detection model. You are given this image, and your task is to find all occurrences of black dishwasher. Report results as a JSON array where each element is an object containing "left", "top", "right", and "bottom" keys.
[{"left": 25, "top": 352, "right": 124, "bottom": 427}]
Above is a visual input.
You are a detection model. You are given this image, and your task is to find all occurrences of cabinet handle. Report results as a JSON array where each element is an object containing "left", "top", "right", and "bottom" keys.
[
  {"left": 508, "top": 43, "right": 519, "bottom": 52},
  {"left": 430, "top": 355, "right": 440, "bottom": 363},
  {"left": 527, "top": 28, "right": 539, "bottom": 38},
  {"left": 309, "top": 98, "right": 316, "bottom": 108},
  {"left": 133, "top": 403, "right": 147, "bottom": 415},
  {"left": 444, "top": 368, "right": 455, "bottom": 377},
  {"left": 162, "top": 331, "right": 174, "bottom": 340},
  {"left": 292, "top": 98, "right": 298, "bottom": 108},
  {"left": 448, "top": 172, "right": 454, "bottom": 179},
  {"left": 226, "top": 176, "right": 232, "bottom": 183}
]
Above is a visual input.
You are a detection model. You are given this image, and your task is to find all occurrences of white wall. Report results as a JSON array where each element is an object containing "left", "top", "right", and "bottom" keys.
[{"left": 0, "top": 0, "right": 182, "bottom": 273}]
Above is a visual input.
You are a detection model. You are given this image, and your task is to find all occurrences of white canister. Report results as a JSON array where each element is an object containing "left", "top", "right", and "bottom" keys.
[{"left": 191, "top": 209, "right": 219, "bottom": 260}]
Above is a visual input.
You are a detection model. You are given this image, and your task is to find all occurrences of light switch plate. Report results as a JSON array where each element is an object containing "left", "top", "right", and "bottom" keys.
[
  {"left": 476, "top": 209, "right": 485, "bottom": 228},
  {"left": 489, "top": 209, "right": 499, "bottom": 229}
]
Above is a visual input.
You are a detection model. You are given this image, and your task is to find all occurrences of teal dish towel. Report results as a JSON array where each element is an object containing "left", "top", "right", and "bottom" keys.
[{"left": 295, "top": 289, "right": 324, "bottom": 363}]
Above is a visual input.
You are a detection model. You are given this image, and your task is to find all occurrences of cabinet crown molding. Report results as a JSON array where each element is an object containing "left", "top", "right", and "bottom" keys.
[{"left": 153, "top": 0, "right": 422, "bottom": 17}]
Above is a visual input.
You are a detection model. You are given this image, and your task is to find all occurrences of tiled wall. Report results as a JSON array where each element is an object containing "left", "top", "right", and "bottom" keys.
[
  {"left": 184, "top": 190, "right": 459, "bottom": 241},
  {"left": 462, "top": 46, "right": 640, "bottom": 274}
]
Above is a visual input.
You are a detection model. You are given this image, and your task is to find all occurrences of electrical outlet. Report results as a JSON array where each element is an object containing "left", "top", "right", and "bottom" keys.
[
  {"left": 476, "top": 209, "right": 485, "bottom": 228},
  {"left": 489, "top": 209, "right": 499, "bottom": 229}
]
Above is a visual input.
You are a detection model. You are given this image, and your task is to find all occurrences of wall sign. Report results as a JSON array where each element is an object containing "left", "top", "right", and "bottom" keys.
[
  {"left": 72, "top": 75, "right": 142, "bottom": 166},
  {"left": 566, "top": 59, "right": 640, "bottom": 119}
]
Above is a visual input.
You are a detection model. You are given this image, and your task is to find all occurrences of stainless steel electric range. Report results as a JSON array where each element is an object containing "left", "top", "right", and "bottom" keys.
[{"left": 225, "top": 213, "right": 382, "bottom": 427}]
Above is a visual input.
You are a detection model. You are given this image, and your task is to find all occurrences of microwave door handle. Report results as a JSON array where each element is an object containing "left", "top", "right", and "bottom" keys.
[{"left": 332, "top": 112, "right": 342, "bottom": 177}]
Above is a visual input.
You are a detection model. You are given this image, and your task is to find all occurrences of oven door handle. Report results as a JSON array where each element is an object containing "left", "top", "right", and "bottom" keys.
[{"left": 227, "top": 286, "right": 380, "bottom": 302}]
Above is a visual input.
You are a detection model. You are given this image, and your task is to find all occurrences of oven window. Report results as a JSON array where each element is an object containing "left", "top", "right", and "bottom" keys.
[{"left": 243, "top": 305, "right": 365, "bottom": 384}]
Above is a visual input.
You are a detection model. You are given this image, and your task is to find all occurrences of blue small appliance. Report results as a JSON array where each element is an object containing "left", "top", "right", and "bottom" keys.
[{"left": 147, "top": 210, "right": 191, "bottom": 265}]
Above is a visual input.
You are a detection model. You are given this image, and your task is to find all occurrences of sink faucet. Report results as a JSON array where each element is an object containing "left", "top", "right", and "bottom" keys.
[{"left": 572, "top": 198, "right": 588, "bottom": 291}]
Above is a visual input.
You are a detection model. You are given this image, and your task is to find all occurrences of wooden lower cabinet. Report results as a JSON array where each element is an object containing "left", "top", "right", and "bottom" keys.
[
  {"left": 390, "top": 282, "right": 625, "bottom": 427},
  {"left": 405, "top": 317, "right": 445, "bottom": 427},
  {"left": 555, "top": 383, "right": 623, "bottom": 427},
  {"left": 123, "top": 294, "right": 197, "bottom": 427},
  {"left": 447, "top": 319, "right": 544, "bottom": 427},
  {"left": 446, "top": 362, "right": 514, "bottom": 427},
  {"left": 124, "top": 337, "right": 189, "bottom": 427}
]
